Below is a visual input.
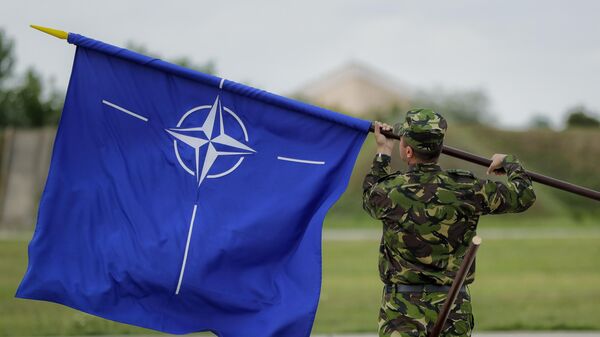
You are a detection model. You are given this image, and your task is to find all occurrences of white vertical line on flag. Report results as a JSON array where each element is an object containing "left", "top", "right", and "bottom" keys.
[
  {"left": 219, "top": 78, "right": 225, "bottom": 89},
  {"left": 102, "top": 100, "right": 149, "bottom": 122},
  {"left": 277, "top": 156, "right": 325, "bottom": 165},
  {"left": 175, "top": 204, "right": 198, "bottom": 295}
]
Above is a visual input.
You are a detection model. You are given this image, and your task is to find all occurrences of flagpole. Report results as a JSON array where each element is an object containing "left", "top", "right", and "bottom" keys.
[
  {"left": 368, "top": 124, "right": 600, "bottom": 202},
  {"left": 428, "top": 236, "right": 482, "bottom": 337}
]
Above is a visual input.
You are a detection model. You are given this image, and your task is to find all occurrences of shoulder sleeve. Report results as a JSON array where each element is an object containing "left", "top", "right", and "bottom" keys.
[
  {"left": 478, "top": 155, "right": 536, "bottom": 214},
  {"left": 362, "top": 154, "right": 398, "bottom": 220},
  {"left": 447, "top": 168, "right": 476, "bottom": 179}
]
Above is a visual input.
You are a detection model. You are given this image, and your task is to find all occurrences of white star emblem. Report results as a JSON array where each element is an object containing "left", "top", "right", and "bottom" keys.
[
  {"left": 100, "top": 90, "right": 324, "bottom": 295},
  {"left": 165, "top": 96, "right": 256, "bottom": 186}
]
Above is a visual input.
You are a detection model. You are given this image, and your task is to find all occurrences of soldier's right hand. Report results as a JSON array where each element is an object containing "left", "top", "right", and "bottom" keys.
[{"left": 487, "top": 154, "right": 508, "bottom": 175}]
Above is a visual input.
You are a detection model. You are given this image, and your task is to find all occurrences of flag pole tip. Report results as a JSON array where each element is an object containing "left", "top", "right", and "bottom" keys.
[{"left": 30, "top": 25, "right": 68, "bottom": 40}]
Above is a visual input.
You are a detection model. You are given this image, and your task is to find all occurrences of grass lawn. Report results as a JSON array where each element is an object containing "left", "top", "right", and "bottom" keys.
[
  {"left": 1, "top": 235, "right": 600, "bottom": 336},
  {"left": 315, "top": 236, "right": 600, "bottom": 333}
]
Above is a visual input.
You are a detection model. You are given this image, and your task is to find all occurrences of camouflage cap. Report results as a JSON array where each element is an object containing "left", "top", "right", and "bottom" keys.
[{"left": 393, "top": 108, "right": 447, "bottom": 153}]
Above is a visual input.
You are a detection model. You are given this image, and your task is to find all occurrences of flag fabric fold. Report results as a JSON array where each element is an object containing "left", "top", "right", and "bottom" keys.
[{"left": 16, "top": 33, "right": 370, "bottom": 336}]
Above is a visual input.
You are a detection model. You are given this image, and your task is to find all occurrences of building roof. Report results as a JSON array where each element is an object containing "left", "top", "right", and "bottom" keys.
[{"left": 293, "top": 61, "right": 412, "bottom": 117}]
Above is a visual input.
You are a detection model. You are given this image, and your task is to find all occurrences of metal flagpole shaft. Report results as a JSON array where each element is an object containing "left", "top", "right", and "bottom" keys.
[
  {"left": 428, "top": 236, "right": 482, "bottom": 337},
  {"left": 369, "top": 124, "right": 600, "bottom": 202}
]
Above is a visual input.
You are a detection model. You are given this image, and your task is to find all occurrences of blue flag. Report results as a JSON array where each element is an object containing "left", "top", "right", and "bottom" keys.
[{"left": 16, "top": 33, "right": 370, "bottom": 336}]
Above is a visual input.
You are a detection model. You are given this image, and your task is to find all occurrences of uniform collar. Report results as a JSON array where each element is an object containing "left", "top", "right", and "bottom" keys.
[{"left": 407, "top": 162, "right": 442, "bottom": 173}]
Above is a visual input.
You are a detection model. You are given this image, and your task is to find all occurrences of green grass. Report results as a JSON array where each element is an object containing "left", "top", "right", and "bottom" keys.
[
  {"left": 0, "top": 240, "right": 157, "bottom": 336},
  {"left": 2, "top": 233, "right": 600, "bottom": 336},
  {"left": 472, "top": 237, "right": 600, "bottom": 330},
  {"left": 315, "top": 236, "right": 600, "bottom": 333}
]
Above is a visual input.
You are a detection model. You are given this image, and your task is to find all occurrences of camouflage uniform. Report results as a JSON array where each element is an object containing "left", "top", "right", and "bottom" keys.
[{"left": 362, "top": 109, "right": 536, "bottom": 337}]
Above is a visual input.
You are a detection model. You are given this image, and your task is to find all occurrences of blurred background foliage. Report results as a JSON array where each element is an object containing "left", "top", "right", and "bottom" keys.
[
  {"left": 0, "top": 29, "right": 63, "bottom": 127},
  {"left": 124, "top": 41, "right": 217, "bottom": 75},
  {"left": 411, "top": 86, "right": 493, "bottom": 125},
  {"left": 330, "top": 86, "right": 600, "bottom": 224},
  {"left": 0, "top": 29, "right": 218, "bottom": 128}
]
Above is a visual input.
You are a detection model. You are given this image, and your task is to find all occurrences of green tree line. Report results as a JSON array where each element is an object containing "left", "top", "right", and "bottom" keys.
[
  {"left": 0, "top": 29, "right": 217, "bottom": 128},
  {"left": 0, "top": 29, "right": 63, "bottom": 127},
  {"left": 402, "top": 87, "right": 600, "bottom": 129}
]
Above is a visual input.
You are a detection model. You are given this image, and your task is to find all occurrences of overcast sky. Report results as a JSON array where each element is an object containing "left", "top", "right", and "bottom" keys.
[{"left": 2, "top": 0, "right": 600, "bottom": 128}]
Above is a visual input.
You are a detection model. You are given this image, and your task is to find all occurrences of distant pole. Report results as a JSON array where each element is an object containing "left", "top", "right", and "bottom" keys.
[
  {"left": 428, "top": 236, "right": 482, "bottom": 337},
  {"left": 369, "top": 124, "right": 600, "bottom": 202}
]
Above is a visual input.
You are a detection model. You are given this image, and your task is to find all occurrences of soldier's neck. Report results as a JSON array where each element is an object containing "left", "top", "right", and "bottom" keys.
[{"left": 407, "top": 157, "right": 437, "bottom": 166}]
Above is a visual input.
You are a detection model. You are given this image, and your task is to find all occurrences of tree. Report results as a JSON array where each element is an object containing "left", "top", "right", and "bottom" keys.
[
  {"left": 8, "top": 68, "right": 62, "bottom": 127},
  {"left": 126, "top": 41, "right": 217, "bottom": 75},
  {"left": 528, "top": 114, "right": 553, "bottom": 129},
  {"left": 411, "top": 86, "right": 493, "bottom": 125},
  {"left": 0, "top": 28, "right": 16, "bottom": 126},
  {"left": 565, "top": 105, "right": 600, "bottom": 128},
  {"left": 0, "top": 29, "right": 63, "bottom": 127}
]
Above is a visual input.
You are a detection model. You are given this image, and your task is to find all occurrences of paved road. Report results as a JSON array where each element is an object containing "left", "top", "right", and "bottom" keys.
[
  {"left": 312, "top": 333, "right": 600, "bottom": 337},
  {"left": 88, "top": 332, "right": 600, "bottom": 337}
]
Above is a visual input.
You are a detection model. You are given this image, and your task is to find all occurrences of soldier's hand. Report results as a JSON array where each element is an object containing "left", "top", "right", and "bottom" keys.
[
  {"left": 374, "top": 121, "right": 394, "bottom": 155},
  {"left": 487, "top": 154, "right": 507, "bottom": 175}
]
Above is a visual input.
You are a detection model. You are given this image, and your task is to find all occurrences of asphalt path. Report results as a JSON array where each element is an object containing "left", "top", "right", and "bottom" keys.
[
  {"left": 76, "top": 332, "right": 600, "bottom": 337},
  {"left": 61, "top": 333, "right": 600, "bottom": 337}
]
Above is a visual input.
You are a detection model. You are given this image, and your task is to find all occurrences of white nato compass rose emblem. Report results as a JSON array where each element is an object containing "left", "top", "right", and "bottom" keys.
[
  {"left": 101, "top": 83, "right": 323, "bottom": 296},
  {"left": 165, "top": 95, "right": 256, "bottom": 186}
]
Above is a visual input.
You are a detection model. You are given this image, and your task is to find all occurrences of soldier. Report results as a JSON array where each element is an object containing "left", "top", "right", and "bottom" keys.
[{"left": 362, "top": 109, "right": 536, "bottom": 337}]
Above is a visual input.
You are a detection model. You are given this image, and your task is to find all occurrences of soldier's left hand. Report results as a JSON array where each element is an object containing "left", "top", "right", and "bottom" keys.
[{"left": 374, "top": 121, "right": 395, "bottom": 155}]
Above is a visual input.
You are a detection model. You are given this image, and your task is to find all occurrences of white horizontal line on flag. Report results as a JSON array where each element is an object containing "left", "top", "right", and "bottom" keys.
[
  {"left": 277, "top": 156, "right": 325, "bottom": 165},
  {"left": 102, "top": 100, "right": 149, "bottom": 122}
]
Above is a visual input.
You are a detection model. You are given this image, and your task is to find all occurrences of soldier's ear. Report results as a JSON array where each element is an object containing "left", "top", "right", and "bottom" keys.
[{"left": 406, "top": 145, "right": 413, "bottom": 158}]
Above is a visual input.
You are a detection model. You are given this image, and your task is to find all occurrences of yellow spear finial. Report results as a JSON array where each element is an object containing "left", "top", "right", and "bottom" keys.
[{"left": 30, "top": 25, "right": 68, "bottom": 40}]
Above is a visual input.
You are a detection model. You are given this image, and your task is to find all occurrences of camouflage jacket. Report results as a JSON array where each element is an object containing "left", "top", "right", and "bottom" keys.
[{"left": 362, "top": 154, "right": 536, "bottom": 286}]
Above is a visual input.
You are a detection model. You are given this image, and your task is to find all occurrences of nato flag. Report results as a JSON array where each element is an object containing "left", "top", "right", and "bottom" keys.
[{"left": 16, "top": 33, "right": 370, "bottom": 336}]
